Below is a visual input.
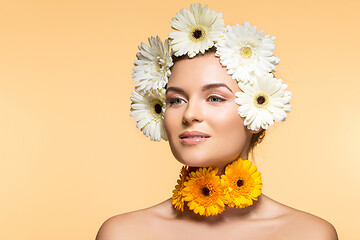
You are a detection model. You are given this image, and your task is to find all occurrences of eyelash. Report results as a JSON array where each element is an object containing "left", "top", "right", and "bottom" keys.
[
  {"left": 208, "top": 95, "right": 225, "bottom": 103},
  {"left": 167, "top": 97, "right": 185, "bottom": 106},
  {"left": 166, "top": 95, "right": 226, "bottom": 106}
]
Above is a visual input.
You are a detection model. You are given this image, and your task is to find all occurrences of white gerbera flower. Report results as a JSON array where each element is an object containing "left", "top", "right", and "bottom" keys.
[
  {"left": 235, "top": 74, "right": 291, "bottom": 131},
  {"left": 132, "top": 36, "right": 173, "bottom": 92},
  {"left": 130, "top": 88, "right": 167, "bottom": 141},
  {"left": 283, "top": 91, "right": 292, "bottom": 114},
  {"left": 168, "top": 4, "right": 225, "bottom": 58},
  {"left": 216, "top": 23, "right": 280, "bottom": 85}
]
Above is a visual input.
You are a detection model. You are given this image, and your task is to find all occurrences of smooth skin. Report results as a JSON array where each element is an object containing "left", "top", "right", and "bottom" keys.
[{"left": 96, "top": 53, "right": 338, "bottom": 240}]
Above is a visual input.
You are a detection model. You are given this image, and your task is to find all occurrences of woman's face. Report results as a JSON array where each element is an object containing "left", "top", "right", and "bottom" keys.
[{"left": 164, "top": 52, "right": 253, "bottom": 169}]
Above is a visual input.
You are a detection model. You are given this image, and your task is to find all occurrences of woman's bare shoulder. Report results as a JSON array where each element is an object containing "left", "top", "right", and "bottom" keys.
[
  {"left": 264, "top": 196, "right": 338, "bottom": 239},
  {"left": 283, "top": 208, "right": 338, "bottom": 239},
  {"left": 96, "top": 196, "right": 338, "bottom": 240},
  {"left": 96, "top": 211, "right": 141, "bottom": 240},
  {"left": 95, "top": 199, "right": 172, "bottom": 240}
]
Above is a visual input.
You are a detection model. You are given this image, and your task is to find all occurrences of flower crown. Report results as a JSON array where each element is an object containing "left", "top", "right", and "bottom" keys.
[{"left": 130, "top": 4, "right": 291, "bottom": 141}]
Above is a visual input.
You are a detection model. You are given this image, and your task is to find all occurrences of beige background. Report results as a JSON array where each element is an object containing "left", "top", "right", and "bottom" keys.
[{"left": 1, "top": 0, "right": 359, "bottom": 239}]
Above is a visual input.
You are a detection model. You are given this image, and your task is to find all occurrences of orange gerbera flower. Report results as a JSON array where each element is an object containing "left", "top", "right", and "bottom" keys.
[
  {"left": 172, "top": 166, "right": 189, "bottom": 211},
  {"left": 221, "top": 158, "right": 262, "bottom": 208},
  {"left": 182, "top": 167, "right": 227, "bottom": 216}
]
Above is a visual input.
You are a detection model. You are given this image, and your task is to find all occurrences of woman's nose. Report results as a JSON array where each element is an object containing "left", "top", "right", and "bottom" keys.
[{"left": 182, "top": 99, "right": 204, "bottom": 124}]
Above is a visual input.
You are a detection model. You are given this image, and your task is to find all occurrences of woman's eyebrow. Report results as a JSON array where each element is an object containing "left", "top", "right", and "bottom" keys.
[
  {"left": 166, "top": 83, "right": 233, "bottom": 95},
  {"left": 202, "top": 83, "right": 233, "bottom": 93},
  {"left": 166, "top": 86, "right": 186, "bottom": 95}
]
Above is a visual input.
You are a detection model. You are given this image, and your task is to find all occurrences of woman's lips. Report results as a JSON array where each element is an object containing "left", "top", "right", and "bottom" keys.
[{"left": 179, "top": 131, "right": 210, "bottom": 145}]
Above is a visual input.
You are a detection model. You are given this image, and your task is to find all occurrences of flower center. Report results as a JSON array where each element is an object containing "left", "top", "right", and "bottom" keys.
[
  {"left": 150, "top": 100, "right": 164, "bottom": 118},
  {"left": 154, "top": 103, "right": 162, "bottom": 114},
  {"left": 257, "top": 96, "right": 265, "bottom": 104},
  {"left": 239, "top": 46, "right": 253, "bottom": 59},
  {"left": 236, "top": 179, "right": 243, "bottom": 187},
  {"left": 193, "top": 29, "right": 202, "bottom": 39},
  {"left": 253, "top": 91, "right": 269, "bottom": 108},
  {"left": 190, "top": 26, "right": 207, "bottom": 42},
  {"left": 201, "top": 187, "right": 210, "bottom": 196}
]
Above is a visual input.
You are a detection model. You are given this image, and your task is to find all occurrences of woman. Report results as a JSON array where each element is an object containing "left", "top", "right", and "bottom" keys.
[{"left": 96, "top": 4, "right": 338, "bottom": 239}]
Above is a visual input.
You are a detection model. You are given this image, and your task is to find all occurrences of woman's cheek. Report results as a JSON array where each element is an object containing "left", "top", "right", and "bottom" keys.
[
  {"left": 164, "top": 109, "right": 178, "bottom": 140},
  {"left": 207, "top": 105, "right": 239, "bottom": 126}
]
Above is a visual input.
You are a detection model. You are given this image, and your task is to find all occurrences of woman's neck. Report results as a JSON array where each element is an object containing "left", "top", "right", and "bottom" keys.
[{"left": 188, "top": 152, "right": 250, "bottom": 176}]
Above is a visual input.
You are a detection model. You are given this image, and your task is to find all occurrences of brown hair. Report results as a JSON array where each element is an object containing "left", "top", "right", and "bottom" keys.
[{"left": 249, "top": 129, "right": 266, "bottom": 159}]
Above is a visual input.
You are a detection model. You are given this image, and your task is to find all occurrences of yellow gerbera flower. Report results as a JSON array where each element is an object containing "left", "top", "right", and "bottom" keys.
[
  {"left": 183, "top": 167, "right": 227, "bottom": 216},
  {"left": 221, "top": 158, "right": 262, "bottom": 208},
  {"left": 172, "top": 166, "right": 189, "bottom": 211}
]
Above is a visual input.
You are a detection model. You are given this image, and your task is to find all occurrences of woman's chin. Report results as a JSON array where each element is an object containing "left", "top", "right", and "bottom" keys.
[{"left": 175, "top": 155, "right": 237, "bottom": 169}]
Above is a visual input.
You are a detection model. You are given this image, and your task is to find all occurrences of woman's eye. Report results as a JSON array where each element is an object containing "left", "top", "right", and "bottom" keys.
[
  {"left": 208, "top": 96, "right": 225, "bottom": 103},
  {"left": 167, "top": 97, "right": 185, "bottom": 105}
]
